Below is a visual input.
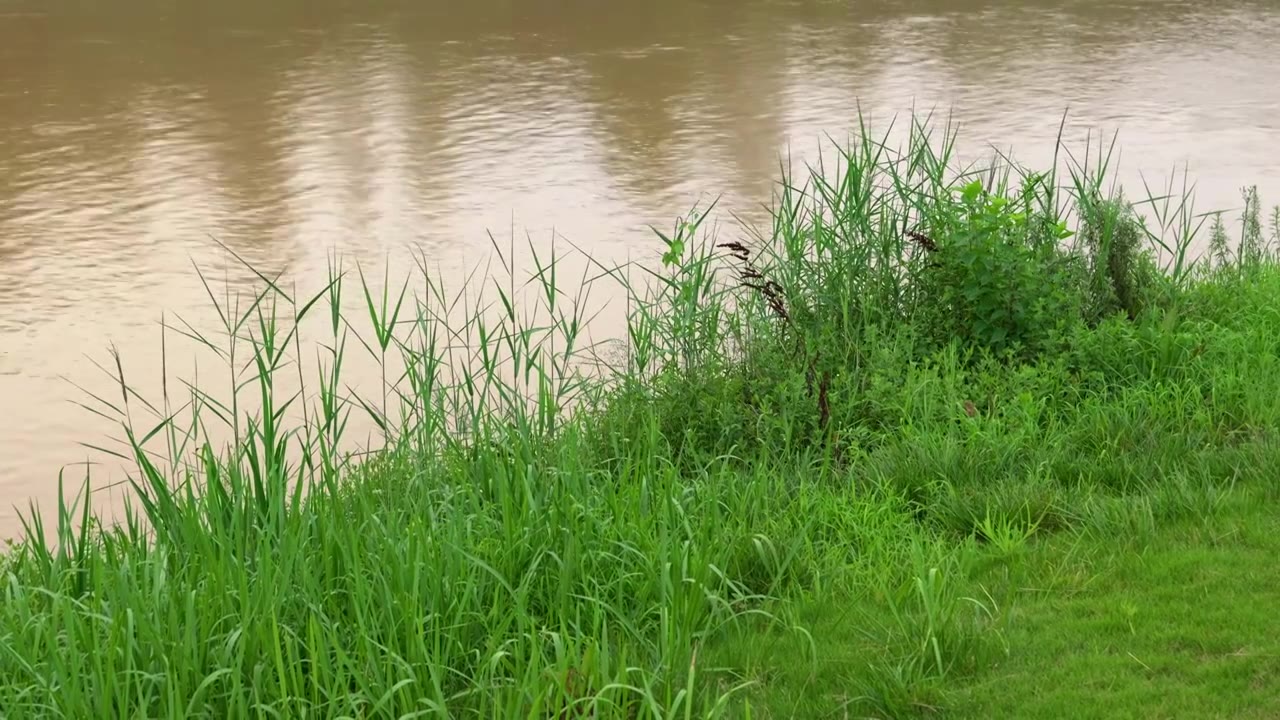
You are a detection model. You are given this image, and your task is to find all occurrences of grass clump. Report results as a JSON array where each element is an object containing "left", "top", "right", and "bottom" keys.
[{"left": 3, "top": 111, "right": 1280, "bottom": 718}]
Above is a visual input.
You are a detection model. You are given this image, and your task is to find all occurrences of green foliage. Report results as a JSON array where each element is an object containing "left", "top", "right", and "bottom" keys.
[
  {"left": 1271, "top": 205, "right": 1280, "bottom": 256},
  {"left": 2, "top": 112, "right": 1278, "bottom": 718},
  {"left": 1241, "top": 185, "right": 1266, "bottom": 269},
  {"left": 1078, "top": 196, "right": 1159, "bottom": 322},
  {"left": 1209, "top": 211, "right": 1233, "bottom": 269},
  {"left": 920, "top": 179, "right": 1081, "bottom": 356}
]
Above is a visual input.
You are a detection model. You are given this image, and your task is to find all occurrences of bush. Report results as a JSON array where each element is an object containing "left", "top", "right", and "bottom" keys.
[
  {"left": 1078, "top": 196, "right": 1159, "bottom": 322},
  {"left": 917, "top": 180, "right": 1081, "bottom": 357}
]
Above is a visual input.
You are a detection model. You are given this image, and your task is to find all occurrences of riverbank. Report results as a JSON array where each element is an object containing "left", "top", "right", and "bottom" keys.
[{"left": 3, "top": 119, "right": 1279, "bottom": 718}]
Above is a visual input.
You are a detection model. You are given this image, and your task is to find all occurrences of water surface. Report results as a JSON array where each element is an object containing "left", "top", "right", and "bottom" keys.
[{"left": 3, "top": 0, "right": 1280, "bottom": 533}]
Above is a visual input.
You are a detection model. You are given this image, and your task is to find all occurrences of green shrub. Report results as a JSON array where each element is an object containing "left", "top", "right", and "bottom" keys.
[
  {"left": 1079, "top": 196, "right": 1159, "bottom": 322},
  {"left": 918, "top": 180, "right": 1081, "bottom": 357}
]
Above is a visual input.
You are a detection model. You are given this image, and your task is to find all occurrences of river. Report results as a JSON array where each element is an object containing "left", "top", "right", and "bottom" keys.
[{"left": 2, "top": 0, "right": 1279, "bottom": 534}]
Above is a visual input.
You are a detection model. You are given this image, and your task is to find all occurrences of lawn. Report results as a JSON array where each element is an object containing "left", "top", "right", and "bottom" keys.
[
  {"left": 713, "top": 481, "right": 1280, "bottom": 719},
  {"left": 955, "top": 486, "right": 1280, "bottom": 720}
]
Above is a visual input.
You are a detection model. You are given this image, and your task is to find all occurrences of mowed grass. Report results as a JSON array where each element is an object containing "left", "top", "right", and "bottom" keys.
[
  {"left": 3, "top": 112, "right": 1280, "bottom": 718},
  {"left": 713, "top": 483, "right": 1280, "bottom": 719},
  {"left": 955, "top": 489, "right": 1280, "bottom": 720}
]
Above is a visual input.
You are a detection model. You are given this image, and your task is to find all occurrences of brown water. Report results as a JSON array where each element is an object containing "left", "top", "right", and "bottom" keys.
[{"left": 3, "top": 0, "right": 1279, "bottom": 534}]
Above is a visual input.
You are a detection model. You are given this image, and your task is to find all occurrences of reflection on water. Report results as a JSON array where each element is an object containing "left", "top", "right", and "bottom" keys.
[{"left": 2, "top": 0, "right": 1279, "bottom": 532}]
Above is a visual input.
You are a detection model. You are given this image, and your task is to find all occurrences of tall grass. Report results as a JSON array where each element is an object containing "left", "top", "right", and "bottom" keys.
[{"left": 3, "top": 112, "right": 1280, "bottom": 718}]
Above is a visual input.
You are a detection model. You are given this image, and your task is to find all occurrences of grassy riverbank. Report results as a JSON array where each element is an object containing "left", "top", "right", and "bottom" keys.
[{"left": 4, "top": 116, "right": 1280, "bottom": 718}]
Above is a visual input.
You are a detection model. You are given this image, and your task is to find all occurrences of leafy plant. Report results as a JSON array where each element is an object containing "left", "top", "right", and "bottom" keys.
[
  {"left": 1208, "top": 212, "right": 1232, "bottom": 270},
  {"left": 921, "top": 179, "right": 1080, "bottom": 356},
  {"left": 1079, "top": 196, "right": 1157, "bottom": 322},
  {"left": 975, "top": 503, "right": 1044, "bottom": 556}
]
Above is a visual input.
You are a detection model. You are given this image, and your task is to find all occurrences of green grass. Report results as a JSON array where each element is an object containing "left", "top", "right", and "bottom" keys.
[
  {"left": 2, "top": 111, "right": 1280, "bottom": 718},
  {"left": 953, "top": 486, "right": 1280, "bottom": 719},
  {"left": 708, "top": 482, "right": 1280, "bottom": 719}
]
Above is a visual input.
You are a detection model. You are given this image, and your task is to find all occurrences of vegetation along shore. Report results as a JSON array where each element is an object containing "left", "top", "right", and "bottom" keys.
[{"left": 4, "top": 114, "right": 1280, "bottom": 718}]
